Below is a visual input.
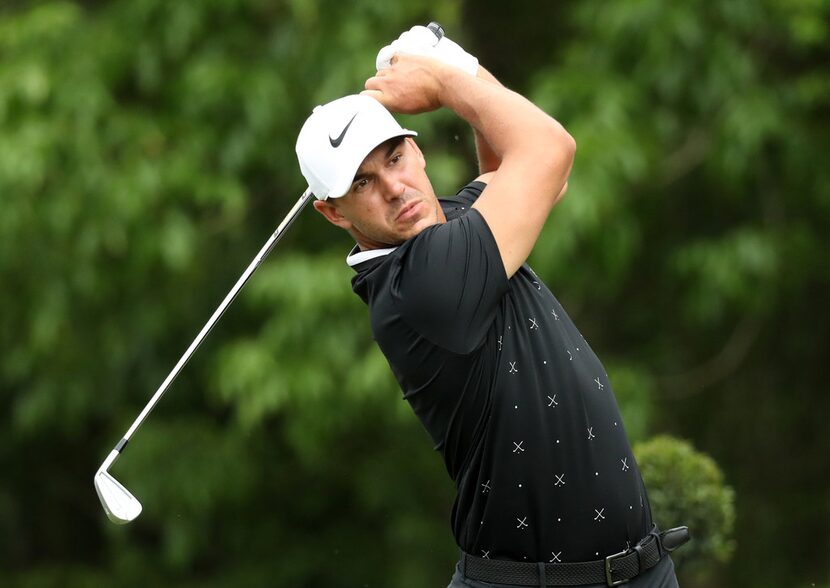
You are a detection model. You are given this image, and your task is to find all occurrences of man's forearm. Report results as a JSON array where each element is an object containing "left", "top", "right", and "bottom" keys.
[
  {"left": 436, "top": 64, "right": 569, "bottom": 169},
  {"left": 473, "top": 66, "right": 503, "bottom": 175}
]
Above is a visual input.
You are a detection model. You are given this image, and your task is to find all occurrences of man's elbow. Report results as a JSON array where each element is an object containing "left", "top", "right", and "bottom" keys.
[
  {"left": 552, "top": 126, "right": 576, "bottom": 166},
  {"left": 539, "top": 124, "right": 576, "bottom": 186}
]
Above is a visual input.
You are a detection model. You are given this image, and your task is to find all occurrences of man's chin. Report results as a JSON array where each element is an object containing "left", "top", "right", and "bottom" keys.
[
  {"left": 361, "top": 215, "right": 442, "bottom": 248},
  {"left": 401, "top": 216, "right": 440, "bottom": 239}
]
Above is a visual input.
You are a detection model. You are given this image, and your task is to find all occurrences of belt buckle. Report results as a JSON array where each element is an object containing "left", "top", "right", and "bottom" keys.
[{"left": 604, "top": 548, "right": 630, "bottom": 586}]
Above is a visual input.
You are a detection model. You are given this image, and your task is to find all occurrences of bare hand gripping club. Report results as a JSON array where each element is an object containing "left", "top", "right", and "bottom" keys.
[{"left": 95, "top": 189, "right": 313, "bottom": 524}]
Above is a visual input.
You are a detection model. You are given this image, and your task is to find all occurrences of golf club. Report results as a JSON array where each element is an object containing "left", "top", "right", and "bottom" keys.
[
  {"left": 427, "top": 21, "right": 444, "bottom": 41},
  {"left": 95, "top": 188, "right": 313, "bottom": 524}
]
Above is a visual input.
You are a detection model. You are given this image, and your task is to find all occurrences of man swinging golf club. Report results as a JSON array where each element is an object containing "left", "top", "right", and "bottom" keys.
[{"left": 298, "top": 24, "right": 688, "bottom": 588}]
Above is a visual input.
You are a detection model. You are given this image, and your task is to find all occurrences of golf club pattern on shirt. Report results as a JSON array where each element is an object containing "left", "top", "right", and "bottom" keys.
[{"left": 472, "top": 265, "right": 642, "bottom": 563}]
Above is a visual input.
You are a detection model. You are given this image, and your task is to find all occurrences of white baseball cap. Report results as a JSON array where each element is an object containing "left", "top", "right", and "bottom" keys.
[{"left": 295, "top": 94, "right": 417, "bottom": 200}]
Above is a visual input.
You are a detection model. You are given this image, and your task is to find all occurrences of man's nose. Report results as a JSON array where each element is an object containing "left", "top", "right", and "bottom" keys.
[{"left": 378, "top": 172, "right": 405, "bottom": 201}]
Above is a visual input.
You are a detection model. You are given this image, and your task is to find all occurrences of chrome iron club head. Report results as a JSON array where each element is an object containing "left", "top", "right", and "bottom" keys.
[{"left": 95, "top": 448, "right": 142, "bottom": 524}]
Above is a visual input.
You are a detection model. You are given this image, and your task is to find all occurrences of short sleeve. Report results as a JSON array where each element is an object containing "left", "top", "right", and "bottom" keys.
[{"left": 391, "top": 208, "right": 509, "bottom": 355}]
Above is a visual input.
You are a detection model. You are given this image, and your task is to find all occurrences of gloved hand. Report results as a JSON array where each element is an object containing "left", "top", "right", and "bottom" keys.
[{"left": 375, "top": 24, "right": 479, "bottom": 77}]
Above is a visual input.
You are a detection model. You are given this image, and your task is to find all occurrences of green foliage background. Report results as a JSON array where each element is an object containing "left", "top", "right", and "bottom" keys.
[{"left": 1, "top": 0, "right": 828, "bottom": 586}]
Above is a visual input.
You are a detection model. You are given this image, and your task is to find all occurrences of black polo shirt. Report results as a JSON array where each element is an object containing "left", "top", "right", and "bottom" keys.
[{"left": 349, "top": 181, "right": 652, "bottom": 563}]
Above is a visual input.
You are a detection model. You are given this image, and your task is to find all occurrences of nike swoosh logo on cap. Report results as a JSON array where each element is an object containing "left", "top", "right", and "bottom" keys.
[{"left": 329, "top": 113, "right": 358, "bottom": 148}]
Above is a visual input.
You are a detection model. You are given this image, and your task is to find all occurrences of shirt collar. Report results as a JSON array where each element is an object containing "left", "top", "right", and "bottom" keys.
[{"left": 346, "top": 246, "right": 397, "bottom": 267}]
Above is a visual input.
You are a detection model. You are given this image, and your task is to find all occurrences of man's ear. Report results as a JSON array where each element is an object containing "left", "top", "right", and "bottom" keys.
[{"left": 313, "top": 199, "right": 352, "bottom": 231}]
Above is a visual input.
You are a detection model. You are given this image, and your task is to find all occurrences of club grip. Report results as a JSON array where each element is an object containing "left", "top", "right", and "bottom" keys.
[{"left": 427, "top": 21, "right": 444, "bottom": 42}]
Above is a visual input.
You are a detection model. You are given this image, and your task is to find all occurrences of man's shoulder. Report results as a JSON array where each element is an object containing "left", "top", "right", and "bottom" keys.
[{"left": 440, "top": 180, "right": 488, "bottom": 216}]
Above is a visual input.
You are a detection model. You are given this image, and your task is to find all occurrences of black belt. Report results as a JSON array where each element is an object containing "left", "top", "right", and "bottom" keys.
[{"left": 460, "top": 525, "right": 689, "bottom": 587}]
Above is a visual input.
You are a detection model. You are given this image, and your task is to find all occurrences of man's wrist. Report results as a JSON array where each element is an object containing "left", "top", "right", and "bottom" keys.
[
  {"left": 475, "top": 66, "right": 501, "bottom": 86},
  {"left": 434, "top": 62, "right": 464, "bottom": 109}
]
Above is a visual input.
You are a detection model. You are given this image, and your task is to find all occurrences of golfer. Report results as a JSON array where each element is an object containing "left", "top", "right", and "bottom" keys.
[{"left": 296, "top": 25, "right": 687, "bottom": 588}]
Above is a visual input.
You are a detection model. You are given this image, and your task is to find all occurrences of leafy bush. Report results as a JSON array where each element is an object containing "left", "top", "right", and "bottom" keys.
[{"left": 634, "top": 435, "right": 735, "bottom": 578}]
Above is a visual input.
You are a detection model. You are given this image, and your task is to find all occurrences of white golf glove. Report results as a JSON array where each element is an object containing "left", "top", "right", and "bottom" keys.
[{"left": 375, "top": 24, "right": 479, "bottom": 77}]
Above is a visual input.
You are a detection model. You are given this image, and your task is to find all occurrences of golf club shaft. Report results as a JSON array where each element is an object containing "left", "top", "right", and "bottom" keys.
[{"left": 112, "top": 189, "right": 313, "bottom": 453}]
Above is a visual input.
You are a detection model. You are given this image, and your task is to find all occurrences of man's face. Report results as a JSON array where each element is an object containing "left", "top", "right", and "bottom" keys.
[{"left": 313, "top": 137, "right": 446, "bottom": 250}]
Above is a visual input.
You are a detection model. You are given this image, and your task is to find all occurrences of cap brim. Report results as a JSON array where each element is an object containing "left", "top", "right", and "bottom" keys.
[{"left": 324, "top": 130, "right": 417, "bottom": 199}]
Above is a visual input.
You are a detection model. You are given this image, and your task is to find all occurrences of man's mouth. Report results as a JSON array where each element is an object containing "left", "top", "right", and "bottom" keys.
[{"left": 396, "top": 200, "right": 422, "bottom": 222}]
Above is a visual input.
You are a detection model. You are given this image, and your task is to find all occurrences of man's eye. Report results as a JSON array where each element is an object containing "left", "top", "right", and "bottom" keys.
[
  {"left": 354, "top": 178, "right": 370, "bottom": 191},
  {"left": 390, "top": 154, "right": 402, "bottom": 165}
]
